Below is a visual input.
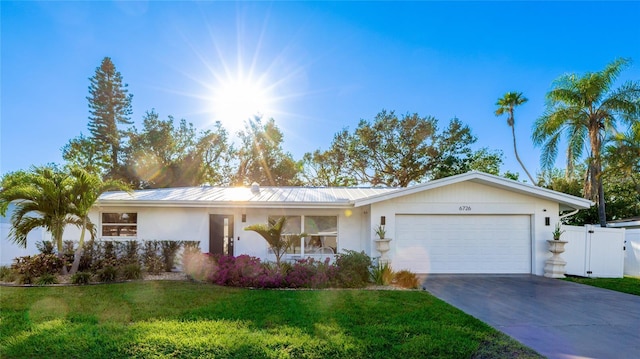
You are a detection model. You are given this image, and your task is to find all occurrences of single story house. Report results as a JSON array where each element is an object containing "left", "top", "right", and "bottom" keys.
[{"left": 87, "top": 171, "right": 592, "bottom": 276}]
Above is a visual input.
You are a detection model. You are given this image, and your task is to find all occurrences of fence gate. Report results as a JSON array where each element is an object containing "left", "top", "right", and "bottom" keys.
[{"left": 562, "top": 225, "right": 625, "bottom": 278}]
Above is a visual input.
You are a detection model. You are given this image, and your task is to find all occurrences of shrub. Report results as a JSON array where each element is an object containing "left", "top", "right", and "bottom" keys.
[
  {"left": 11, "top": 254, "right": 64, "bottom": 278},
  {"left": 0, "top": 266, "right": 17, "bottom": 283},
  {"left": 71, "top": 271, "right": 92, "bottom": 285},
  {"left": 394, "top": 270, "right": 420, "bottom": 289},
  {"left": 63, "top": 240, "right": 76, "bottom": 264},
  {"left": 121, "top": 264, "right": 142, "bottom": 280},
  {"left": 143, "top": 241, "right": 163, "bottom": 274},
  {"left": 16, "top": 274, "right": 34, "bottom": 285},
  {"left": 35, "top": 273, "right": 59, "bottom": 285},
  {"left": 121, "top": 241, "right": 141, "bottom": 266},
  {"left": 36, "top": 240, "right": 55, "bottom": 254},
  {"left": 97, "top": 266, "right": 118, "bottom": 282},
  {"left": 79, "top": 240, "right": 98, "bottom": 272},
  {"left": 334, "top": 250, "right": 372, "bottom": 288},
  {"left": 210, "top": 255, "right": 265, "bottom": 287},
  {"left": 371, "top": 262, "right": 394, "bottom": 286},
  {"left": 285, "top": 258, "right": 336, "bottom": 288},
  {"left": 160, "top": 241, "right": 182, "bottom": 272}
]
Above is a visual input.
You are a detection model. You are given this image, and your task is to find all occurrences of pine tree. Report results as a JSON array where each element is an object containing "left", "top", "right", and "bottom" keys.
[{"left": 87, "top": 57, "right": 133, "bottom": 177}]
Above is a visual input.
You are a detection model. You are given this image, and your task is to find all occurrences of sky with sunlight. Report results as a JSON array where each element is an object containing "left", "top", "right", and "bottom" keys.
[{"left": 2, "top": 1, "right": 640, "bottom": 182}]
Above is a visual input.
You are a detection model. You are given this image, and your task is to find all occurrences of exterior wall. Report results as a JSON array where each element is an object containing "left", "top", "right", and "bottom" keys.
[
  {"left": 85, "top": 205, "right": 366, "bottom": 262},
  {"left": 368, "top": 181, "right": 560, "bottom": 275},
  {"left": 625, "top": 229, "right": 640, "bottom": 277}
]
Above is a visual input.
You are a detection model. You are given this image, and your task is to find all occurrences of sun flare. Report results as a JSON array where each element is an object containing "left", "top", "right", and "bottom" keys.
[{"left": 210, "top": 76, "right": 273, "bottom": 128}]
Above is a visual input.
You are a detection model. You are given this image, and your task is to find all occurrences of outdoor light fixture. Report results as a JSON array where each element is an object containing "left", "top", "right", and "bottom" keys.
[
  {"left": 380, "top": 216, "right": 386, "bottom": 226},
  {"left": 545, "top": 217, "right": 550, "bottom": 226},
  {"left": 242, "top": 214, "right": 246, "bottom": 222}
]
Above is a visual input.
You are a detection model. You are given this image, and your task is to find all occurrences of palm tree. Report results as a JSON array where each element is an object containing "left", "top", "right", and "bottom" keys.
[
  {"left": 0, "top": 166, "right": 81, "bottom": 271},
  {"left": 605, "top": 123, "right": 640, "bottom": 194},
  {"left": 495, "top": 92, "right": 536, "bottom": 184},
  {"left": 533, "top": 58, "right": 640, "bottom": 227},
  {"left": 68, "top": 167, "right": 130, "bottom": 274},
  {"left": 245, "top": 216, "right": 305, "bottom": 267}
]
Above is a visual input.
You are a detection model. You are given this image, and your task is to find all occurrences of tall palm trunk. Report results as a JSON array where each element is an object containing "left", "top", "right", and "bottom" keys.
[
  {"left": 69, "top": 217, "right": 88, "bottom": 275},
  {"left": 511, "top": 125, "right": 536, "bottom": 184},
  {"left": 589, "top": 126, "right": 607, "bottom": 227}
]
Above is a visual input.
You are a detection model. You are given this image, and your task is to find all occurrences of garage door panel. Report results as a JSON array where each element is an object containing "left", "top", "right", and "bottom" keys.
[{"left": 394, "top": 215, "right": 531, "bottom": 274}]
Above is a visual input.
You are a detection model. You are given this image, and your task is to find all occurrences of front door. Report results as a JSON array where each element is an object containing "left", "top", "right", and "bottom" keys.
[{"left": 209, "top": 214, "right": 234, "bottom": 256}]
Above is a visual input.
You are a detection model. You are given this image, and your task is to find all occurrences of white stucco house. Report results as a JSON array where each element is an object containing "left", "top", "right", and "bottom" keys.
[{"left": 76, "top": 171, "right": 592, "bottom": 276}]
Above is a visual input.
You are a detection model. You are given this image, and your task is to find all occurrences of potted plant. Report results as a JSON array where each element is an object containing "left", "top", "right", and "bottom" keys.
[
  {"left": 552, "top": 223, "right": 565, "bottom": 240},
  {"left": 373, "top": 225, "right": 391, "bottom": 265}
]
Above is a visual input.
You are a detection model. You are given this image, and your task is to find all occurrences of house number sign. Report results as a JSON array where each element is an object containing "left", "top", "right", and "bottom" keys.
[{"left": 459, "top": 205, "right": 472, "bottom": 211}]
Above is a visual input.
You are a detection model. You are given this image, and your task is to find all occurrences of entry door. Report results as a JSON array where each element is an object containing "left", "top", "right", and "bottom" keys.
[{"left": 209, "top": 214, "right": 234, "bottom": 256}]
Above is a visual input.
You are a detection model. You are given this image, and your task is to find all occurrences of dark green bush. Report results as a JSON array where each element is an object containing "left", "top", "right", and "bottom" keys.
[
  {"left": 370, "top": 262, "right": 394, "bottom": 286},
  {"left": 97, "top": 266, "right": 118, "bottom": 282},
  {"left": 143, "top": 241, "right": 163, "bottom": 274},
  {"left": 79, "top": 240, "right": 98, "bottom": 272},
  {"left": 121, "top": 264, "right": 142, "bottom": 280},
  {"left": 71, "top": 271, "right": 92, "bottom": 285},
  {"left": 121, "top": 241, "right": 141, "bottom": 265},
  {"left": 35, "top": 273, "right": 59, "bottom": 285},
  {"left": 160, "top": 241, "right": 182, "bottom": 272},
  {"left": 11, "top": 254, "right": 63, "bottom": 278},
  {"left": 0, "top": 266, "right": 16, "bottom": 282},
  {"left": 334, "top": 250, "right": 372, "bottom": 288},
  {"left": 35, "top": 240, "right": 55, "bottom": 254}
]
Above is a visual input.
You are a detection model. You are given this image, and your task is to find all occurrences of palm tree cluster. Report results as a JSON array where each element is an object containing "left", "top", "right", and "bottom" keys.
[
  {"left": 0, "top": 166, "right": 129, "bottom": 274},
  {"left": 497, "top": 58, "right": 640, "bottom": 227}
]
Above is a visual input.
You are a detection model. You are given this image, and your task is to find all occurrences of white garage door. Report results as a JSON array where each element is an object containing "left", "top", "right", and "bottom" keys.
[{"left": 395, "top": 215, "right": 531, "bottom": 274}]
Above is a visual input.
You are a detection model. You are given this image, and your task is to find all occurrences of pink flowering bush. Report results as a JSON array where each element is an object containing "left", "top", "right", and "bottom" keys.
[{"left": 285, "top": 258, "right": 338, "bottom": 288}]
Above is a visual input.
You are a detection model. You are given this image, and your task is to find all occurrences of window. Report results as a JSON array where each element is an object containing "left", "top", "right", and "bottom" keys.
[
  {"left": 268, "top": 215, "right": 337, "bottom": 256},
  {"left": 102, "top": 212, "right": 137, "bottom": 237}
]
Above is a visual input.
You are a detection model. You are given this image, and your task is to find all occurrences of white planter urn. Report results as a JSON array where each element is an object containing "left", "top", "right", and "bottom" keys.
[
  {"left": 544, "top": 240, "right": 568, "bottom": 278},
  {"left": 375, "top": 238, "right": 392, "bottom": 265}
]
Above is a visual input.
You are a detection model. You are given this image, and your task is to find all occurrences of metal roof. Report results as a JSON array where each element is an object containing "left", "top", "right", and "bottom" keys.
[{"left": 98, "top": 186, "right": 398, "bottom": 208}]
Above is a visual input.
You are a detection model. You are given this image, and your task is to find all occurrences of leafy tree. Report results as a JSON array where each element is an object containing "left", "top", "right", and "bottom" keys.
[
  {"left": 326, "top": 110, "right": 484, "bottom": 187},
  {"left": 87, "top": 57, "right": 133, "bottom": 178},
  {"left": 0, "top": 166, "right": 81, "bottom": 272},
  {"left": 495, "top": 92, "right": 536, "bottom": 184},
  {"left": 62, "top": 133, "right": 110, "bottom": 175},
  {"left": 125, "top": 110, "right": 233, "bottom": 188},
  {"left": 67, "top": 168, "right": 129, "bottom": 274},
  {"left": 300, "top": 148, "right": 358, "bottom": 187},
  {"left": 605, "top": 122, "right": 640, "bottom": 194},
  {"left": 533, "top": 58, "right": 640, "bottom": 226},
  {"left": 232, "top": 117, "right": 301, "bottom": 186}
]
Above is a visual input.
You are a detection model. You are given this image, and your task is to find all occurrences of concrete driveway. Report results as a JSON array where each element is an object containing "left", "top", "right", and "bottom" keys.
[{"left": 421, "top": 275, "right": 640, "bottom": 359}]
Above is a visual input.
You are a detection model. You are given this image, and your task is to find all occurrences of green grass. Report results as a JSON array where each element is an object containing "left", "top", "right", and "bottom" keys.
[
  {"left": 564, "top": 276, "right": 640, "bottom": 296},
  {"left": 0, "top": 281, "right": 541, "bottom": 358}
]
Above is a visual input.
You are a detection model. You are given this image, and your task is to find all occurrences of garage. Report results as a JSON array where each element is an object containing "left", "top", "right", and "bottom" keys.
[{"left": 394, "top": 214, "right": 532, "bottom": 274}]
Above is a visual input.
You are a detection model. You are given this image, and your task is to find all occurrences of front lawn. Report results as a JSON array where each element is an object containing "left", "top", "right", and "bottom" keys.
[
  {"left": 564, "top": 276, "right": 640, "bottom": 296},
  {"left": 0, "top": 281, "right": 541, "bottom": 358}
]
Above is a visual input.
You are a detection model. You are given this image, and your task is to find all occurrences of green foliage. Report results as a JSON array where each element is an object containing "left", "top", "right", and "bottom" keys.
[
  {"left": 35, "top": 274, "right": 59, "bottom": 285},
  {"left": 0, "top": 266, "right": 16, "bottom": 283},
  {"left": 0, "top": 282, "right": 542, "bottom": 358},
  {"left": 143, "top": 241, "right": 163, "bottom": 274},
  {"left": 393, "top": 270, "right": 420, "bottom": 289},
  {"left": 96, "top": 266, "right": 118, "bottom": 282},
  {"left": 35, "top": 240, "right": 55, "bottom": 255},
  {"left": 370, "top": 262, "right": 394, "bottom": 285},
  {"left": 86, "top": 56, "right": 133, "bottom": 177},
  {"left": 232, "top": 116, "right": 301, "bottom": 186},
  {"left": 11, "top": 254, "right": 63, "bottom": 278},
  {"left": 334, "top": 250, "right": 372, "bottom": 288},
  {"left": 533, "top": 58, "right": 640, "bottom": 226},
  {"left": 121, "top": 240, "right": 141, "bottom": 265},
  {"left": 245, "top": 216, "right": 298, "bottom": 267},
  {"left": 71, "top": 271, "right": 92, "bottom": 285},
  {"left": 125, "top": 111, "right": 233, "bottom": 188},
  {"left": 120, "top": 264, "right": 142, "bottom": 280},
  {"left": 160, "top": 240, "right": 182, "bottom": 272},
  {"left": 564, "top": 276, "right": 640, "bottom": 296}
]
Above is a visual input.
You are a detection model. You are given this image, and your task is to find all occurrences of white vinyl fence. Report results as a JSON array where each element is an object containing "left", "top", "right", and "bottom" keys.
[
  {"left": 624, "top": 229, "right": 640, "bottom": 277},
  {"left": 563, "top": 225, "right": 625, "bottom": 278}
]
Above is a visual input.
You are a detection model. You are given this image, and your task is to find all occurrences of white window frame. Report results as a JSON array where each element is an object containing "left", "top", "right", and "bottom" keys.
[{"left": 101, "top": 212, "right": 138, "bottom": 238}]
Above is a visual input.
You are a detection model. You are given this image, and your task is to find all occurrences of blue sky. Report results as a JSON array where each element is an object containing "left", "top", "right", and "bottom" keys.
[{"left": 2, "top": 1, "right": 639, "bottom": 181}]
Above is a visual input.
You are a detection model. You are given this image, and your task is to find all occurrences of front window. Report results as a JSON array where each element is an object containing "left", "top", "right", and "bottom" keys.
[
  {"left": 102, "top": 212, "right": 137, "bottom": 237},
  {"left": 268, "top": 215, "right": 338, "bottom": 256}
]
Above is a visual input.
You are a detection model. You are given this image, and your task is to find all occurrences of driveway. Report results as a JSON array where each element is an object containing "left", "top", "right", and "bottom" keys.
[{"left": 421, "top": 275, "right": 640, "bottom": 359}]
